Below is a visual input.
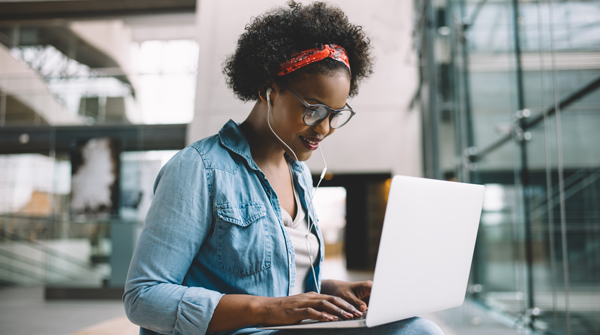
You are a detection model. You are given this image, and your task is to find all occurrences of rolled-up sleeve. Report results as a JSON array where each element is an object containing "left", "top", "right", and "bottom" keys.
[{"left": 123, "top": 147, "right": 223, "bottom": 335}]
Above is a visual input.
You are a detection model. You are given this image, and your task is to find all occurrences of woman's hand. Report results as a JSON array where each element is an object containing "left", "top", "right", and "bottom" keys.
[
  {"left": 257, "top": 291, "right": 364, "bottom": 326},
  {"left": 320, "top": 279, "right": 372, "bottom": 312},
  {"left": 208, "top": 286, "right": 370, "bottom": 331}
]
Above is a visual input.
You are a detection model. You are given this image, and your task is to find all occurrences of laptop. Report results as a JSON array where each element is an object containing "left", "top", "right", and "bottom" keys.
[{"left": 260, "top": 175, "right": 485, "bottom": 329}]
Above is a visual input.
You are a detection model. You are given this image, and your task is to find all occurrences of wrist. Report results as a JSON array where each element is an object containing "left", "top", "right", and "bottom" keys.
[{"left": 251, "top": 296, "right": 269, "bottom": 325}]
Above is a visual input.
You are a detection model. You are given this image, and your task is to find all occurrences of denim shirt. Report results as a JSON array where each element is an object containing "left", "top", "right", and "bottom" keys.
[{"left": 123, "top": 120, "right": 324, "bottom": 335}]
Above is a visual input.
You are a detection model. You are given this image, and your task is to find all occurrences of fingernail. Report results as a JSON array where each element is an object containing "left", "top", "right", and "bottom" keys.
[
  {"left": 327, "top": 314, "right": 336, "bottom": 321},
  {"left": 344, "top": 311, "right": 353, "bottom": 318},
  {"left": 355, "top": 310, "right": 363, "bottom": 317}
]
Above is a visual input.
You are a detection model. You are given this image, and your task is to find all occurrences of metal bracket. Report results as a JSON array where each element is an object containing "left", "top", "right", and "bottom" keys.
[{"left": 513, "top": 109, "right": 532, "bottom": 143}]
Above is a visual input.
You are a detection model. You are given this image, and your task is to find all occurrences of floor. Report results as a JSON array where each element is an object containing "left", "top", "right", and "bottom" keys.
[
  {"left": 0, "top": 258, "right": 528, "bottom": 335},
  {"left": 0, "top": 286, "right": 130, "bottom": 335}
]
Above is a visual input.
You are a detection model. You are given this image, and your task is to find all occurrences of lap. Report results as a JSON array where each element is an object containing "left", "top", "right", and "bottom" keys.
[{"left": 228, "top": 317, "right": 444, "bottom": 335}]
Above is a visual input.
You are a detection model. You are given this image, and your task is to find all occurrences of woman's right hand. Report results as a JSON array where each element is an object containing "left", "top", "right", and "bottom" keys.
[{"left": 257, "top": 292, "right": 364, "bottom": 326}]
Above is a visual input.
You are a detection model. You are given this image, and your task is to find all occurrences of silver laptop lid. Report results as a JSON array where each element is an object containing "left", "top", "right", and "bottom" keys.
[{"left": 366, "top": 176, "right": 484, "bottom": 327}]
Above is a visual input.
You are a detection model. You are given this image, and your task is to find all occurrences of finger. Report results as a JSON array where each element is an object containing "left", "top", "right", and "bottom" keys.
[
  {"left": 352, "top": 282, "right": 372, "bottom": 311},
  {"left": 353, "top": 280, "right": 373, "bottom": 299},
  {"left": 324, "top": 295, "right": 362, "bottom": 318},
  {"left": 339, "top": 293, "right": 367, "bottom": 314},
  {"left": 362, "top": 280, "right": 373, "bottom": 290},
  {"left": 362, "top": 295, "right": 370, "bottom": 308},
  {"left": 322, "top": 312, "right": 339, "bottom": 322},
  {"left": 305, "top": 297, "right": 355, "bottom": 320},
  {"left": 300, "top": 308, "right": 338, "bottom": 323},
  {"left": 303, "top": 293, "right": 361, "bottom": 318}
]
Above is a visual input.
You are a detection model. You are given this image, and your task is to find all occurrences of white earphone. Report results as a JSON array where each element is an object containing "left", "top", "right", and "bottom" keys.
[{"left": 265, "top": 86, "right": 327, "bottom": 293}]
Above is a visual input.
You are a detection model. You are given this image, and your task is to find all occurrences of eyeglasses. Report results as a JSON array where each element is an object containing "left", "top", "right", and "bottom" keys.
[{"left": 285, "top": 86, "right": 355, "bottom": 129}]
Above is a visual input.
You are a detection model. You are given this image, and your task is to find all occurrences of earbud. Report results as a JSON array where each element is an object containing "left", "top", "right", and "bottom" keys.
[{"left": 265, "top": 88, "right": 272, "bottom": 106}]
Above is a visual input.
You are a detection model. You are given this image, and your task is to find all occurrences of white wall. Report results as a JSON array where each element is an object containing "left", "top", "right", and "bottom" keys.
[
  {"left": 188, "top": 0, "right": 422, "bottom": 177},
  {"left": 127, "top": 13, "right": 198, "bottom": 42}
]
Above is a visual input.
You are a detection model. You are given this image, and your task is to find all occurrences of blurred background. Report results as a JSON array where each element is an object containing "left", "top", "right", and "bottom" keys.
[{"left": 0, "top": 0, "right": 598, "bottom": 334}]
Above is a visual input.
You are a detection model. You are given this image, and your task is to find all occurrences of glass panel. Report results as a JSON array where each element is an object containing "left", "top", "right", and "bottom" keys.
[
  {"left": 435, "top": 1, "right": 600, "bottom": 334},
  {"left": 0, "top": 20, "right": 195, "bottom": 290},
  {"left": 0, "top": 149, "right": 177, "bottom": 288},
  {"left": 526, "top": 104, "right": 600, "bottom": 335}
]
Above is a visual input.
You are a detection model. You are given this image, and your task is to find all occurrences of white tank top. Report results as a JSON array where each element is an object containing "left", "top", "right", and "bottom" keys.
[{"left": 281, "top": 182, "right": 319, "bottom": 295}]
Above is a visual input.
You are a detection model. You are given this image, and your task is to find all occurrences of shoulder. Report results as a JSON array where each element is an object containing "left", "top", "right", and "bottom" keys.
[
  {"left": 174, "top": 134, "right": 241, "bottom": 174},
  {"left": 153, "top": 134, "right": 241, "bottom": 191}
]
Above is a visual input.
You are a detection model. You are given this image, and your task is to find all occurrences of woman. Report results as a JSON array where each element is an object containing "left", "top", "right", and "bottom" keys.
[{"left": 124, "top": 2, "right": 444, "bottom": 335}]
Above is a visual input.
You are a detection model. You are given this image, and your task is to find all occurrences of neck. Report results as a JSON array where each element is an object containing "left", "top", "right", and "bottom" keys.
[{"left": 239, "top": 101, "right": 288, "bottom": 170}]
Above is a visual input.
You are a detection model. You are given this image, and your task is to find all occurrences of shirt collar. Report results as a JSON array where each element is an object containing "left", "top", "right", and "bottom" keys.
[
  {"left": 218, "top": 119, "right": 304, "bottom": 173},
  {"left": 218, "top": 120, "right": 259, "bottom": 171}
]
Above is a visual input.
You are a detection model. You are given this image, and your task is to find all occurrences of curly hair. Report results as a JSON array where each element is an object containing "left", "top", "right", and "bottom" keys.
[{"left": 223, "top": 1, "right": 373, "bottom": 101}]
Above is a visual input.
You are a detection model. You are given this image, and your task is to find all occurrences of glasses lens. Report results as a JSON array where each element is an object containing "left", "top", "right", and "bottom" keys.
[
  {"left": 304, "top": 106, "right": 329, "bottom": 125},
  {"left": 330, "top": 110, "right": 353, "bottom": 128}
]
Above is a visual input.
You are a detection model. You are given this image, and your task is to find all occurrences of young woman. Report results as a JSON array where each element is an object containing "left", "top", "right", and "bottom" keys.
[{"left": 124, "top": 2, "right": 444, "bottom": 335}]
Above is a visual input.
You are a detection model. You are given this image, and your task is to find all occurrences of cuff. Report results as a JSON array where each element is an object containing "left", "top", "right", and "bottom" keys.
[{"left": 174, "top": 287, "right": 224, "bottom": 335}]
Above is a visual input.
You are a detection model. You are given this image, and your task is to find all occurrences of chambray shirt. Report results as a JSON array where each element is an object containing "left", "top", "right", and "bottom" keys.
[{"left": 123, "top": 120, "right": 324, "bottom": 335}]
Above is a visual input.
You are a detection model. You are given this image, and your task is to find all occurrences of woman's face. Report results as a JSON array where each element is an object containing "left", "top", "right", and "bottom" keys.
[{"left": 269, "top": 71, "right": 351, "bottom": 161}]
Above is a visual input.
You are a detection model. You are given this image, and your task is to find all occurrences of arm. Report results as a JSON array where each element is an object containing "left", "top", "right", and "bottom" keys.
[
  {"left": 207, "top": 292, "right": 365, "bottom": 332},
  {"left": 123, "top": 148, "right": 222, "bottom": 335},
  {"left": 124, "top": 149, "right": 362, "bottom": 333}
]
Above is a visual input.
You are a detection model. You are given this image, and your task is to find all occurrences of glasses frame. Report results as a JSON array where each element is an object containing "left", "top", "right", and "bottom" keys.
[{"left": 285, "top": 86, "right": 355, "bottom": 129}]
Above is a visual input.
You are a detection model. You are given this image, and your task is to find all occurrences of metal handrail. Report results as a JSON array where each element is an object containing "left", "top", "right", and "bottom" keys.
[
  {"left": 530, "top": 157, "right": 600, "bottom": 210},
  {"left": 0, "top": 227, "right": 97, "bottom": 272},
  {"left": 0, "top": 247, "right": 79, "bottom": 280},
  {"left": 0, "top": 260, "right": 44, "bottom": 283},
  {"left": 470, "top": 75, "right": 600, "bottom": 162}
]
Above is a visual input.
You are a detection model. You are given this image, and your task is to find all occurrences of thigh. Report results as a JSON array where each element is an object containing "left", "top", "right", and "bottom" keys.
[{"left": 238, "top": 317, "right": 444, "bottom": 335}]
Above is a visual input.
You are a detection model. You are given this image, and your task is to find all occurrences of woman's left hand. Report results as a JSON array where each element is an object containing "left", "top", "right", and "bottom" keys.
[{"left": 320, "top": 279, "right": 372, "bottom": 313}]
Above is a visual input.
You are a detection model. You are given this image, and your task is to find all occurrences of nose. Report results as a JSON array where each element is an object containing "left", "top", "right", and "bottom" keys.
[{"left": 312, "top": 117, "right": 331, "bottom": 136}]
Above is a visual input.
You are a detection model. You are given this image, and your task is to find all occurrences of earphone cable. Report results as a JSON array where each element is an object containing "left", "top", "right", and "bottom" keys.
[{"left": 266, "top": 89, "right": 326, "bottom": 293}]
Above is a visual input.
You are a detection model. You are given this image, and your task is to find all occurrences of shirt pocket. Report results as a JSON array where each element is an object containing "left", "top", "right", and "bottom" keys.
[{"left": 216, "top": 202, "right": 272, "bottom": 276}]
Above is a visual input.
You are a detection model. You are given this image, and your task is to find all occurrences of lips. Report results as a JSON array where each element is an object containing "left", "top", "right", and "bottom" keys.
[{"left": 300, "top": 136, "right": 322, "bottom": 151}]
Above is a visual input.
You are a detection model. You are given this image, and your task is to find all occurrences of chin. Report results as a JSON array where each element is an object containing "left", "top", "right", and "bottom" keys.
[{"left": 296, "top": 151, "right": 313, "bottom": 162}]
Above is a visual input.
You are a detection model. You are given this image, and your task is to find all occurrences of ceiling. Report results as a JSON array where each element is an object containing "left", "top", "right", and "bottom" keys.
[{"left": 0, "top": 0, "right": 197, "bottom": 22}]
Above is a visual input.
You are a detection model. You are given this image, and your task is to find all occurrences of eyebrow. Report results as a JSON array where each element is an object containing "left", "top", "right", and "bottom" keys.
[
  {"left": 304, "top": 97, "right": 327, "bottom": 105},
  {"left": 305, "top": 96, "right": 349, "bottom": 110}
]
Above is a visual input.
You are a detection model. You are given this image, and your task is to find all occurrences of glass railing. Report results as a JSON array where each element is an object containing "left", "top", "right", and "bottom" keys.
[
  {"left": 417, "top": 0, "right": 600, "bottom": 334},
  {"left": 0, "top": 214, "right": 138, "bottom": 288},
  {"left": 0, "top": 149, "right": 177, "bottom": 292}
]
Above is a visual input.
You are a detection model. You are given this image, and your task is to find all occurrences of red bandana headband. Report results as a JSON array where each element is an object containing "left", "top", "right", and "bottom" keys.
[{"left": 277, "top": 44, "right": 351, "bottom": 76}]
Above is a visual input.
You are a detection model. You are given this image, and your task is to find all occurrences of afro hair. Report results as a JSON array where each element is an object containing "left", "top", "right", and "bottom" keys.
[{"left": 223, "top": 1, "right": 374, "bottom": 101}]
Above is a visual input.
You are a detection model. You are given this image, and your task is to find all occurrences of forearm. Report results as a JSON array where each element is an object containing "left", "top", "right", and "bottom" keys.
[
  {"left": 207, "top": 294, "right": 267, "bottom": 333},
  {"left": 209, "top": 291, "right": 367, "bottom": 331}
]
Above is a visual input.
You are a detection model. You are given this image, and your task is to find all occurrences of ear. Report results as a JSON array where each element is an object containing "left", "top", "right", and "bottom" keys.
[
  {"left": 258, "top": 89, "right": 268, "bottom": 103},
  {"left": 258, "top": 82, "right": 276, "bottom": 103}
]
